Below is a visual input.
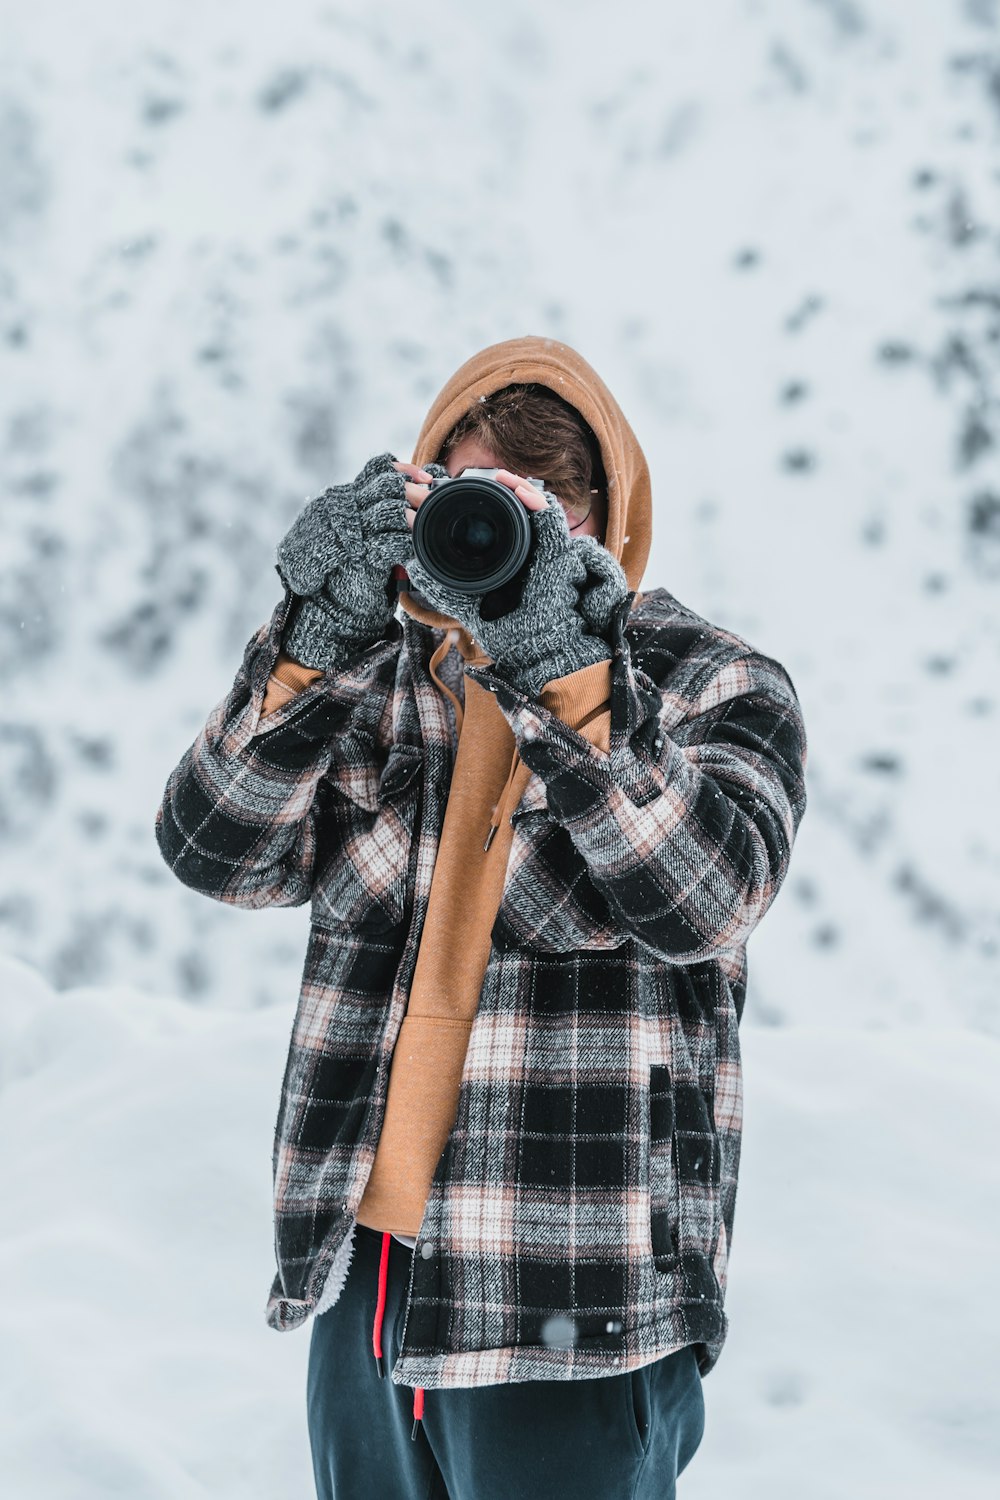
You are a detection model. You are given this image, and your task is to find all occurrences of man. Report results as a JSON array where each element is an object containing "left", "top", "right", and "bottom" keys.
[{"left": 155, "top": 335, "right": 808, "bottom": 1499}]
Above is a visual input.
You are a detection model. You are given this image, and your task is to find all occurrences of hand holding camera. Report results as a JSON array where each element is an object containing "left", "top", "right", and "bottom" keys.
[
  {"left": 274, "top": 452, "right": 436, "bottom": 672},
  {"left": 273, "top": 453, "right": 629, "bottom": 688},
  {"left": 403, "top": 467, "right": 629, "bottom": 696}
]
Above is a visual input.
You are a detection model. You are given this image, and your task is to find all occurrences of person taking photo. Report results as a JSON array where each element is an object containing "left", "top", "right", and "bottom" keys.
[{"left": 155, "top": 334, "right": 808, "bottom": 1500}]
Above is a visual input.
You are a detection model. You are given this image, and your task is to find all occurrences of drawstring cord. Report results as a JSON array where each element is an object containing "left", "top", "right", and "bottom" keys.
[
  {"left": 371, "top": 1231, "right": 390, "bottom": 1380},
  {"left": 484, "top": 741, "right": 521, "bottom": 853},
  {"left": 427, "top": 631, "right": 465, "bottom": 738},
  {"left": 372, "top": 1230, "right": 425, "bottom": 1439}
]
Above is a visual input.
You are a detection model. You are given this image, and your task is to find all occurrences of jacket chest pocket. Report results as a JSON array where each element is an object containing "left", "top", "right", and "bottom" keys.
[
  {"left": 311, "top": 745, "right": 423, "bottom": 933},
  {"left": 490, "top": 811, "right": 629, "bottom": 954}
]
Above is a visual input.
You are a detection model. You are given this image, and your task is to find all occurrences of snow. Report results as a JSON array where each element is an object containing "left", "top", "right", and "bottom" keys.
[
  {"left": 0, "top": 953, "right": 307, "bottom": 1499},
  {"left": 1, "top": 0, "right": 996, "bottom": 1028},
  {"left": 2, "top": 951, "right": 997, "bottom": 1497},
  {"left": 2, "top": 0, "right": 998, "bottom": 1492}
]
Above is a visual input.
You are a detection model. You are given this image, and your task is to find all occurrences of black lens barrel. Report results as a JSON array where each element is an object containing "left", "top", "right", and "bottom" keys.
[{"left": 410, "top": 469, "right": 534, "bottom": 596}]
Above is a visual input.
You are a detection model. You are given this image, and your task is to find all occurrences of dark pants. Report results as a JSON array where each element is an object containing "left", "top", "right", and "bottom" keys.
[{"left": 307, "top": 1223, "right": 706, "bottom": 1500}]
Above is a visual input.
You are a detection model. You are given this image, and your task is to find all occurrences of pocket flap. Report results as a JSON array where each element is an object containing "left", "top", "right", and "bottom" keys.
[
  {"left": 378, "top": 745, "right": 423, "bottom": 800},
  {"left": 327, "top": 741, "right": 422, "bottom": 814}
]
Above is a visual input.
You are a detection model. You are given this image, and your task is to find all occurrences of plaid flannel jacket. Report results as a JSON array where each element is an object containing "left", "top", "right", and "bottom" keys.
[{"left": 155, "top": 581, "right": 807, "bottom": 1388}]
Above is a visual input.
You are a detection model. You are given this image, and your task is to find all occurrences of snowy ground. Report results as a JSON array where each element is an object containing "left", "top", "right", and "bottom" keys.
[
  {"left": 3, "top": 951, "right": 998, "bottom": 1499},
  {"left": 2, "top": 0, "right": 999, "bottom": 1494}
]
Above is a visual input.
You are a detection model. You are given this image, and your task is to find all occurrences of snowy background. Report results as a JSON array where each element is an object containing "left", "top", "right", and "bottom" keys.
[{"left": 1, "top": 0, "right": 998, "bottom": 1495}]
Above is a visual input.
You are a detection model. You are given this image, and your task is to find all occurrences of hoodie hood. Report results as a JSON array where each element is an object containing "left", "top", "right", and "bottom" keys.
[{"left": 397, "top": 335, "right": 652, "bottom": 644}]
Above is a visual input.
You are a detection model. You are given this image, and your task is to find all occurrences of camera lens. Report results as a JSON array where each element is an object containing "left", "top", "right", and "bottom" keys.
[
  {"left": 433, "top": 491, "right": 515, "bottom": 581},
  {"left": 448, "top": 509, "right": 500, "bottom": 561},
  {"left": 412, "top": 470, "right": 532, "bottom": 595}
]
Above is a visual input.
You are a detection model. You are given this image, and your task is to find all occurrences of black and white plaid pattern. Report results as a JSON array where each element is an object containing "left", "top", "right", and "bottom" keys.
[{"left": 155, "top": 581, "right": 808, "bottom": 1387}]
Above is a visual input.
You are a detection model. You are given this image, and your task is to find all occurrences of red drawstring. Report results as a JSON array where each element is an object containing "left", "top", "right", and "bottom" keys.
[
  {"left": 371, "top": 1232, "right": 390, "bottom": 1378},
  {"left": 372, "top": 1231, "right": 425, "bottom": 1439}
]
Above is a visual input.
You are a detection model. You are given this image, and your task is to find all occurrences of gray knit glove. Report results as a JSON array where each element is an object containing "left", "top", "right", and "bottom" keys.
[
  {"left": 275, "top": 452, "right": 444, "bottom": 672},
  {"left": 572, "top": 534, "right": 632, "bottom": 637},
  {"left": 403, "top": 489, "right": 630, "bottom": 696}
]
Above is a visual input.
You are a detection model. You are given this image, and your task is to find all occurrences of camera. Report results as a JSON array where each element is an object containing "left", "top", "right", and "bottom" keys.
[{"left": 409, "top": 467, "right": 553, "bottom": 603}]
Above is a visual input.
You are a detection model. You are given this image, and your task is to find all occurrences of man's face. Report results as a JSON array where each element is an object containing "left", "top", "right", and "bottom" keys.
[{"left": 444, "top": 435, "right": 606, "bottom": 543}]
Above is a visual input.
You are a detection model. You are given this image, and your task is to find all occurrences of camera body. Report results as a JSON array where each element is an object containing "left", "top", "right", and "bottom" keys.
[{"left": 409, "top": 466, "right": 552, "bottom": 598}]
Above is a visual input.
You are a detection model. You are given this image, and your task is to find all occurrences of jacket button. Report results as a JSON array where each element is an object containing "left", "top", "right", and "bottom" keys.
[{"left": 420, "top": 1241, "right": 434, "bottom": 1259}]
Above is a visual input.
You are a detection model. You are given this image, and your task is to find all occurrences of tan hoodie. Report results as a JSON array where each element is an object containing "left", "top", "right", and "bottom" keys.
[{"left": 262, "top": 335, "right": 652, "bottom": 1245}]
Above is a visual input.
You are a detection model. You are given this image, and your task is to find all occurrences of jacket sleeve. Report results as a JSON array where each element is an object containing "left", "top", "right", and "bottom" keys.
[
  {"left": 154, "top": 584, "right": 402, "bottom": 910},
  {"left": 464, "top": 593, "right": 808, "bottom": 963}
]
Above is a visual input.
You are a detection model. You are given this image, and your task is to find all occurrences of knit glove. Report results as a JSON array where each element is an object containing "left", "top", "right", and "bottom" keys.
[
  {"left": 403, "top": 488, "right": 630, "bottom": 696},
  {"left": 274, "top": 451, "right": 430, "bottom": 672},
  {"left": 572, "top": 534, "right": 632, "bottom": 637}
]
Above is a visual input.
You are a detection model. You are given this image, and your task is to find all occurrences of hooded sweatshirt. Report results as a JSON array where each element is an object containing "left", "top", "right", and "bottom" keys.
[{"left": 261, "top": 336, "right": 652, "bottom": 1257}]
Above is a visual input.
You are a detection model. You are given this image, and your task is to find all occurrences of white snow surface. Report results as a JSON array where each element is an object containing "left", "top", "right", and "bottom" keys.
[
  {"left": 2, "top": 951, "right": 998, "bottom": 1497},
  {"left": 2, "top": 0, "right": 999, "bottom": 1493}
]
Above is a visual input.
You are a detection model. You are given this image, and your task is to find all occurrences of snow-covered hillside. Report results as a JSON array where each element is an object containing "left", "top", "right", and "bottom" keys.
[{"left": 1, "top": 0, "right": 997, "bottom": 1024}]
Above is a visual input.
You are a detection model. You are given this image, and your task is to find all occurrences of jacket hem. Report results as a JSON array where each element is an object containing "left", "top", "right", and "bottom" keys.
[{"left": 385, "top": 1303, "right": 726, "bottom": 1390}]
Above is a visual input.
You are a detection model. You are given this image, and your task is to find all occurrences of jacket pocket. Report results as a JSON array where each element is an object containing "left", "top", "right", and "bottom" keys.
[
  {"left": 490, "top": 811, "right": 629, "bottom": 953},
  {"left": 648, "top": 1063, "right": 723, "bottom": 1281},
  {"left": 311, "top": 744, "right": 423, "bottom": 932},
  {"left": 648, "top": 1063, "right": 680, "bottom": 1272},
  {"left": 625, "top": 1361, "right": 653, "bottom": 1461}
]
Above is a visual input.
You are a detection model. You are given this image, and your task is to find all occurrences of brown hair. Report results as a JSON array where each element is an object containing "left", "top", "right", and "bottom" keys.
[{"left": 437, "top": 382, "right": 607, "bottom": 527}]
